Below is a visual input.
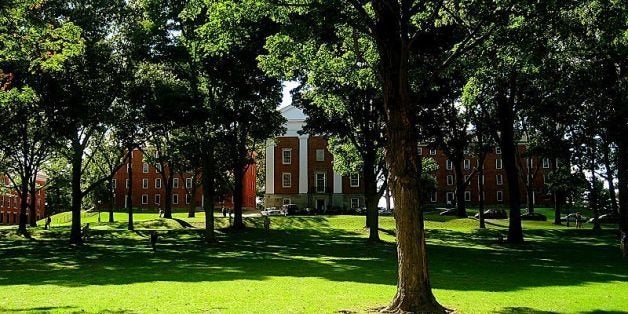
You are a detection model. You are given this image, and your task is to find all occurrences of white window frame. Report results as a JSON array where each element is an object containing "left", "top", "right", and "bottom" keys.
[
  {"left": 186, "top": 194, "right": 191, "bottom": 204},
  {"left": 155, "top": 178, "right": 162, "bottom": 189},
  {"left": 528, "top": 158, "right": 534, "bottom": 169},
  {"left": 464, "top": 191, "right": 471, "bottom": 201},
  {"left": 446, "top": 192, "right": 454, "bottom": 202},
  {"left": 315, "top": 172, "right": 326, "bottom": 193},
  {"left": 141, "top": 194, "right": 148, "bottom": 204},
  {"left": 282, "top": 148, "right": 292, "bottom": 164},
  {"left": 496, "top": 159, "right": 503, "bottom": 169},
  {"left": 155, "top": 163, "right": 162, "bottom": 173},
  {"left": 142, "top": 178, "right": 148, "bottom": 189},
  {"left": 497, "top": 191, "right": 503, "bottom": 202},
  {"left": 126, "top": 163, "right": 131, "bottom": 173},
  {"left": 446, "top": 160, "right": 453, "bottom": 170},
  {"left": 418, "top": 147, "right": 423, "bottom": 155},
  {"left": 186, "top": 177, "right": 193, "bottom": 189},
  {"left": 496, "top": 174, "right": 503, "bottom": 185},
  {"left": 172, "top": 194, "right": 179, "bottom": 205},
  {"left": 542, "top": 158, "right": 550, "bottom": 169},
  {"left": 142, "top": 162, "right": 149, "bottom": 173},
  {"left": 125, "top": 179, "right": 129, "bottom": 188},
  {"left": 430, "top": 148, "right": 437, "bottom": 155},
  {"left": 154, "top": 194, "right": 161, "bottom": 205},
  {"left": 350, "top": 173, "right": 360, "bottom": 187},
  {"left": 173, "top": 178, "right": 179, "bottom": 189},
  {"left": 282, "top": 173, "right": 291, "bottom": 188},
  {"left": 316, "top": 149, "right": 325, "bottom": 161},
  {"left": 350, "top": 198, "right": 360, "bottom": 208},
  {"left": 446, "top": 175, "right": 454, "bottom": 186},
  {"left": 495, "top": 147, "right": 502, "bottom": 155},
  {"left": 430, "top": 192, "right": 437, "bottom": 203},
  {"left": 112, "top": 179, "right": 117, "bottom": 189},
  {"left": 464, "top": 159, "right": 470, "bottom": 170}
]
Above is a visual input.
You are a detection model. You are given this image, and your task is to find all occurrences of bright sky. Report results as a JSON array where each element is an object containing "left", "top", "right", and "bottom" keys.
[{"left": 280, "top": 80, "right": 299, "bottom": 109}]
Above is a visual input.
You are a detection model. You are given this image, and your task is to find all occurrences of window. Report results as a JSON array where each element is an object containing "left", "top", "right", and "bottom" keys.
[
  {"left": 142, "top": 178, "right": 148, "bottom": 189},
  {"left": 496, "top": 158, "right": 503, "bottom": 169},
  {"left": 186, "top": 177, "right": 192, "bottom": 189},
  {"left": 155, "top": 178, "right": 161, "bottom": 189},
  {"left": 464, "top": 159, "right": 470, "bottom": 170},
  {"left": 173, "top": 178, "right": 179, "bottom": 189},
  {"left": 282, "top": 173, "right": 291, "bottom": 188},
  {"left": 142, "top": 162, "right": 149, "bottom": 173},
  {"left": 112, "top": 179, "right": 117, "bottom": 189},
  {"left": 464, "top": 175, "right": 470, "bottom": 183},
  {"left": 154, "top": 194, "right": 161, "bottom": 204},
  {"left": 282, "top": 149, "right": 292, "bottom": 164},
  {"left": 479, "top": 192, "right": 485, "bottom": 201},
  {"left": 351, "top": 198, "right": 360, "bottom": 208},
  {"left": 496, "top": 174, "right": 503, "bottom": 185},
  {"left": 478, "top": 175, "right": 485, "bottom": 184},
  {"left": 430, "top": 192, "right": 437, "bottom": 203},
  {"left": 463, "top": 148, "right": 469, "bottom": 155},
  {"left": 447, "top": 175, "right": 454, "bottom": 186},
  {"left": 350, "top": 173, "right": 360, "bottom": 187},
  {"left": 126, "top": 179, "right": 129, "bottom": 188},
  {"left": 141, "top": 194, "right": 148, "bottom": 204},
  {"left": 186, "top": 194, "right": 191, "bottom": 204},
  {"left": 496, "top": 191, "right": 503, "bottom": 202},
  {"left": 446, "top": 160, "right": 453, "bottom": 170},
  {"left": 528, "top": 159, "right": 534, "bottom": 169},
  {"left": 172, "top": 194, "right": 179, "bottom": 205},
  {"left": 542, "top": 158, "right": 550, "bottom": 169},
  {"left": 283, "top": 198, "right": 291, "bottom": 205},
  {"left": 126, "top": 163, "right": 131, "bottom": 173},
  {"left": 495, "top": 147, "right": 502, "bottom": 154},
  {"left": 464, "top": 191, "right": 471, "bottom": 201},
  {"left": 430, "top": 148, "right": 437, "bottom": 155},
  {"left": 155, "top": 163, "right": 162, "bottom": 173},
  {"left": 315, "top": 172, "right": 326, "bottom": 193},
  {"left": 418, "top": 147, "right": 423, "bottom": 155},
  {"left": 316, "top": 149, "right": 325, "bottom": 161},
  {"left": 446, "top": 192, "right": 454, "bottom": 202}
]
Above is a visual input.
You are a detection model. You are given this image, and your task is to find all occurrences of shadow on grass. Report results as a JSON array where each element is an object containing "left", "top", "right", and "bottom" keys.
[
  {"left": 0, "top": 217, "right": 626, "bottom": 295},
  {"left": 493, "top": 307, "right": 558, "bottom": 314},
  {"left": 0, "top": 306, "right": 78, "bottom": 313}
]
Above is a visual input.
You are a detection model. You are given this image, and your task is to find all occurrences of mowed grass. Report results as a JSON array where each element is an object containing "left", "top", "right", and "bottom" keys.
[{"left": 0, "top": 210, "right": 627, "bottom": 313}]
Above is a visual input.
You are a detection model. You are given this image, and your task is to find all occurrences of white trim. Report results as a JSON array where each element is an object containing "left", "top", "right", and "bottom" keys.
[
  {"left": 447, "top": 175, "right": 454, "bottom": 186},
  {"left": 542, "top": 158, "right": 550, "bottom": 169},
  {"left": 155, "top": 178, "right": 162, "bottom": 189},
  {"left": 446, "top": 160, "right": 452, "bottom": 170},
  {"left": 186, "top": 177, "right": 193, "bottom": 189},
  {"left": 282, "top": 173, "right": 292, "bottom": 188},
  {"left": 173, "top": 178, "right": 179, "bottom": 189},
  {"left": 464, "top": 159, "right": 470, "bottom": 170},
  {"left": 154, "top": 194, "right": 161, "bottom": 205},
  {"left": 316, "top": 149, "right": 325, "bottom": 161},
  {"left": 172, "top": 194, "right": 179, "bottom": 205},
  {"left": 298, "top": 135, "right": 309, "bottom": 194},
  {"left": 333, "top": 171, "right": 343, "bottom": 194},
  {"left": 142, "top": 162, "right": 149, "bottom": 173},
  {"left": 266, "top": 141, "right": 275, "bottom": 194},
  {"left": 497, "top": 191, "right": 503, "bottom": 202},
  {"left": 350, "top": 198, "right": 360, "bottom": 208},
  {"left": 464, "top": 191, "right": 471, "bottom": 201},
  {"left": 349, "top": 173, "right": 360, "bottom": 187},
  {"left": 495, "top": 147, "right": 502, "bottom": 154},
  {"left": 142, "top": 178, "right": 148, "bottom": 189},
  {"left": 496, "top": 159, "right": 503, "bottom": 169},
  {"left": 496, "top": 174, "right": 503, "bottom": 185},
  {"left": 141, "top": 194, "right": 148, "bottom": 204},
  {"left": 282, "top": 148, "right": 292, "bottom": 164},
  {"left": 315, "top": 172, "right": 326, "bottom": 193}
]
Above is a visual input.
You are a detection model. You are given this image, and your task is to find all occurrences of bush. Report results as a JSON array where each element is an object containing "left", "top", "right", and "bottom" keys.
[{"left": 521, "top": 212, "right": 548, "bottom": 221}]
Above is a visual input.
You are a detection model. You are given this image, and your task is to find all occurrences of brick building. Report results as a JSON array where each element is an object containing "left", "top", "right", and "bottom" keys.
[
  {"left": 265, "top": 105, "right": 553, "bottom": 210},
  {"left": 264, "top": 105, "right": 366, "bottom": 211},
  {"left": 111, "top": 149, "right": 257, "bottom": 210},
  {"left": 0, "top": 174, "right": 47, "bottom": 225},
  {"left": 424, "top": 145, "right": 553, "bottom": 207}
]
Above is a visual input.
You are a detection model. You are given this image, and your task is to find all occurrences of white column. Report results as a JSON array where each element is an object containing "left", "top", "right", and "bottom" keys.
[
  {"left": 299, "top": 135, "right": 309, "bottom": 193},
  {"left": 265, "top": 140, "right": 275, "bottom": 194},
  {"left": 333, "top": 171, "right": 342, "bottom": 194}
]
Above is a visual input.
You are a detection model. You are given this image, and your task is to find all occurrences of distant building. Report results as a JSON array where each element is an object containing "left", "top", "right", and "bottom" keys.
[
  {"left": 265, "top": 105, "right": 552, "bottom": 210},
  {"left": 264, "top": 106, "right": 365, "bottom": 211},
  {"left": 0, "top": 174, "right": 47, "bottom": 225},
  {"left": 111, "top": 149, "right": 257, "bottom": 211}
]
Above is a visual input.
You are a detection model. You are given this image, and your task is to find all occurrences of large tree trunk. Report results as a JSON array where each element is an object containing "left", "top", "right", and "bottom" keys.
[
  {"left": 590, "top": 148, "right": 601, "bottom": 232},
  {"left": 188, "top": 180, "right": 197, "bottom": 218},
  {"left": 616, "top": 138, "right": 628, "bottom": 257},
  {"left": 453, "top": 157, "right": 467, "bottom": 217},
  {"left": 28, "top": 175, "right": 37, "bottom": 227},
  {"left": 478, "top": 162, "right": 486, "bottom": 229},
  {"left": 163, "top": 169, "right": 173, "bottom": 219},
  {"left": 109, "top": 179, "right": 115, "bottom": 223},
  {"left": 69, "top": 140, "right": 83, "bottom": 245},
  {"left": 232, "top": 162, "right": 245, "bottom": 230},
  {"left": 17, "top": 181, "right": 29, "bottom": 236},
  {"left": 526, "top": 158, "right": 535, "bottom": 215},
  {"left": 202, "top": 153, "right": 216, "bottom": 243},
  {"left": 372, "top": 2, "right": 446, "bottom": 311},
  {"left": 126, "top": 146, "right": 134, "bottom": 231},
  {"left": 497, "top": 77, "right": 523, "bottom": 244},
  {"left": 363, "top": 151, "right": 380, "bottom": 242},
  {"left": 602, "top": 143, "right": 619, "bottom": 214}
]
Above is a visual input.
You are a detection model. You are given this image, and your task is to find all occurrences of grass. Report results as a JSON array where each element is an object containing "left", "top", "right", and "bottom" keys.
[{"left": 0, "top": 209, "right": 626, "bottom": 313}]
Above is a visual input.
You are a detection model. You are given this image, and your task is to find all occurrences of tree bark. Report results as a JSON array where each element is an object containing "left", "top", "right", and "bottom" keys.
[
  {"left": 232, "top": 162, "right": 245, "bottom": 230},
  {"left": 371, "top": 1, "right": 446, "bottom": 311},
  {"left": 202, "top": 153, "right": 216, "bottom": 243},
  {"left": 526, "top": 158, "right": 535, "bottom": 215},
  {"left": 478, "top": 162, "right": 486, "bottom": 229},
  {"left": 602, "top": 143, "right": 619, "bottom": 214},
  {"left": 126, "top": 146, "right": 134, "bottom": 231},
  {"left": 109, "top": 179, "right": 115, "bottom": 223},
  {"left": 70, "top": 139, "right": 83, "bottom": 245},
  {"left": 590, "top": 147, "right": 601, "bottom": 232},
  {"left": 363, "top": 150, "right": 380, "bottom": 242},
  {"left": 163, "top": 169, "right": 173, "bottom": 219},
  {"left": 188, "top": 180, "right": 197, "bottom": 218},
  {"left": 616, "top": 138, "right": 627, "bottom": 256},
  {"left": 497, "top": 77, "right": 523, "bottom": 244},
  {"left": 17, "top": 180, "right": 29, "bottom": 236},
  {"left": 453, "top": 157, "right": 467, "bottom": 217}
]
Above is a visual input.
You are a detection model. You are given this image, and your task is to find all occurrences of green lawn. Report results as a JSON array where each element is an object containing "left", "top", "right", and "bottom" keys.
[{"left": 0, "top": 211, "right": 626, "bottom": 313}]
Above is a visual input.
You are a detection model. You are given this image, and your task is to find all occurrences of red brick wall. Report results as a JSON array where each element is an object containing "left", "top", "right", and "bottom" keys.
[
  {"left": 274, "top": 137, "right": 300, "bottom": 194},
  {"left": 0, "top": 176, "right": 46, "bottom": 225},
  {"left": 308, "top": 136, "right": 334, "bottom": 193},
  {"left": 112, "top": 150, "right": 257, "bottom": 210}
]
